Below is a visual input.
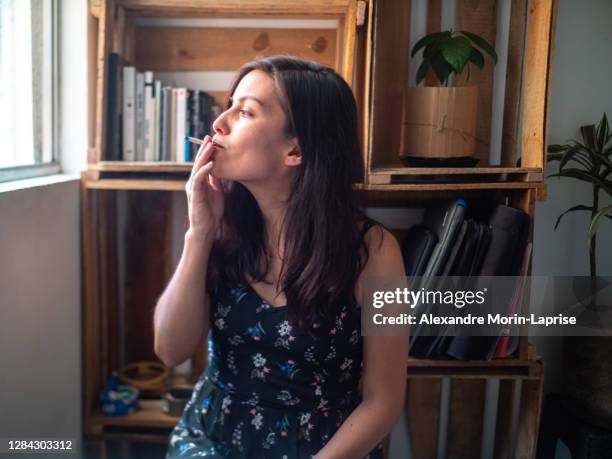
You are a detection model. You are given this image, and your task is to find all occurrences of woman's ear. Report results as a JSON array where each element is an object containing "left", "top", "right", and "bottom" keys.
[{"left": 285, "top": 141, "right": 302, "bottom": 167}]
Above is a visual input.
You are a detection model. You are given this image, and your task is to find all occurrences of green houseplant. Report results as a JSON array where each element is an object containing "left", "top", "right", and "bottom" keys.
[
  {"left": 411, "top": 30, "right": 498, "bottom": 86},
  {"left": 547, "top": 113, "right": 612, "bottom": 278},
  {"left": 400, "top": 30, "right": 498, "bottom": 166},
  {"left": 547, "top": 113, "right": 612, "bottom": 431}
]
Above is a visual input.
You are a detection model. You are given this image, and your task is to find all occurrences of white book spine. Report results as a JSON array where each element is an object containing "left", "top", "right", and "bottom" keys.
[
  {"left": 154, "top": 80, "right": 162, "bottom": 161},
  {"left": 143, "top": 71, "right": 155, "bottom": 162},
  {"left": 122, "top": 66, "right": 136, "bottom": 161},
  {"left": 175, "top": 88, "right": 187, "bottom": 163},
  {"left": 135, "top": 72, "right": 144, "bottom": 161}
]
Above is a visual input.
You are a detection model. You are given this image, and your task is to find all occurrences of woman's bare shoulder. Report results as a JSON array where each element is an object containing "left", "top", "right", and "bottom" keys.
[{"left": 360, "top": 222, "right": 405, "bottom": 278}]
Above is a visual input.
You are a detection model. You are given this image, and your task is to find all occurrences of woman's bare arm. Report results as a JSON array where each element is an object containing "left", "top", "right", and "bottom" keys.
[
  {"left": 314, "top": 226, "right": 409, "bottom": 459},
  {"left": 153, "top": 230, "right": 214, "bottom": 368}
]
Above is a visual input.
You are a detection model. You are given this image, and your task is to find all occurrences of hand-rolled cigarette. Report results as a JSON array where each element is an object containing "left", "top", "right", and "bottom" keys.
[{"left": 185, "top": 136, "right": 205, "bottom": 145}]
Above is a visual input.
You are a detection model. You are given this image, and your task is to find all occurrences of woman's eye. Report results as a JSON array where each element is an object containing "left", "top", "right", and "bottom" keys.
[{"left": 239, "top": 109, "right": 252, "bottom": 117}]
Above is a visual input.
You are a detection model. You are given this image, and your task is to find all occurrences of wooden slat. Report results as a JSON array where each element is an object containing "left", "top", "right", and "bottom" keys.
[
  {"left": 370, "top": 166, "right": 541, "bottom": 175},
  {"left": 98, "top": 190, "right": 109, "bottom": 389},
  {"left": 86, "top": 180, "right": 187, "bottom": 191},
  {"left": 424, "top": 0, "right": 442, "bottom": 87},
  {"left": 92, "top": 161, "right": 193, "bottom": 172},
  {"left": 368, "top": 0, "right": 411, "bottom": 172},
  {"left": 358, "top": 182, "right": 542, "bottom": 191},
  {"left": 120, "top": 0, "right": 352, "bottom": 16},
  {"left": 516, "top": 376, "right": 544, "bottom": 458},
  {"left": 543, "top": 0, "right": 559, "bottom": 167},
  {"left": 133, "top": 27, "right": 337, "bottom": 71},
  {"left": 520, "top": 0, "right": 554, "bottom": 168},
  {"left": 352, "top": 1, "right": 369, "bottom": 180},
  {"left": 448, "top": 379, "right": 486, "bottom": 459},
  {"left": 361, "top": 0, "right": 374, "bottom": 183},
  {"left": 81, "top": 174, "right": 101, "bottom": 436},
  {"left": 408, "top": 357, "right": 538, "bottom": 368},
  {"left": 501, "top": 0, "right": 528, "bottom": 168},
  {"left": 124, "top": 191, "right": 172, "bottom": 364},
  {"left": 94, "top": 0, "right": 116, "bottom": 164},
  {"left": 455, "top": 0, "right": 498, "bottom": 167},
  {"left": 341, "top": 0, "right": 357, "bottom": 85},
  {"left": 494, "top": 379, "right": 518, "bottom": 459},
  {"left": 406, "top": 379, "right": 441, "bottom": 459}
]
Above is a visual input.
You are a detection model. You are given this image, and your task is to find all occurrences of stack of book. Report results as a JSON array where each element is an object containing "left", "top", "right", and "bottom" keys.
[
  {"left": 106, "top": 52, "right": 222, "bottom": 162},
  {"left": 401, "top": 199, "right": 532, "bottom": 360}
]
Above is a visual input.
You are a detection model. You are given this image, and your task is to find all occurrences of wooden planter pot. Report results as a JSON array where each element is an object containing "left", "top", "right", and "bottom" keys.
[{"left": 399, "top": 85, "right": 479, "bottom": 164}]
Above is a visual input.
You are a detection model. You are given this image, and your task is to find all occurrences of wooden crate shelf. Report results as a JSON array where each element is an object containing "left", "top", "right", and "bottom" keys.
[{"left": 83, "top": 0, "right": 558, "bottom": 456}]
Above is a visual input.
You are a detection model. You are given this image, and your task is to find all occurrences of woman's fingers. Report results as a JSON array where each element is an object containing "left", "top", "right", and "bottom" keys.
[{"left": 192, "top": 161, "right": 214, "bottom": 195}]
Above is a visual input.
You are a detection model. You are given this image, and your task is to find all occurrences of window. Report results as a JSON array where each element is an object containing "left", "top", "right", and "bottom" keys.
[{"left": 0, "top": 0, "right": 59, "bottom": 183}]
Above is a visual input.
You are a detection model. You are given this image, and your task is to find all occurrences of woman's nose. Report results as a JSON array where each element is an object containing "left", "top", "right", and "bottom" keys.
[{"left": 212, "top": 111, "right": 229, "bottom": 135}]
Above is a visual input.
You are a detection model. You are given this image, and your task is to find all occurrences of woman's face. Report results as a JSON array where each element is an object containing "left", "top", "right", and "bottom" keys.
[{"left": 210, "top": 69, "right": 301, "bottom": 184}]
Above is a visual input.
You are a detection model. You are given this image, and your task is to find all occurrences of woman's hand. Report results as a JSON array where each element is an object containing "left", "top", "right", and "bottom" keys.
[{"left": 185, "top": 135, "right": 225, "bottom": 239}]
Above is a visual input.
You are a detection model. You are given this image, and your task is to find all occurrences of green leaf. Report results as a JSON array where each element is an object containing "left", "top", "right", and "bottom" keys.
[
  {"left": 553, "top": 205, "right": 593, "bottom": 230},
  {"left": 596, "top": 113, "right": 610, "bottom": 152},
  {"left": 559, "top": 146, "right": 591, "bottom": 171},
  {"left": 416, "top": 59, "right": 430, "bottom": 85},
  {"left": 468, "top": 48, "right": 485, "bottom": 69},
  {"left": 547, "top": 168, "right": 612, "bottom": 196},
  {"left": 459, "top": 30, "right": 498, "bottom": 64},
  {"left": 411, "top": 31, "right": 449, "bottom": 58},
  {"left": 581, "top": 125, "right": 598, "bottom": 151},
  {"left": 547, "top": 144, "right": 569, "bottom": 153},
  {"left": 430, "top": 53, "right": 453, "bottom": 85},
  {"left": 440, "top": 36, "right": 472, "bottom": 73},
  {"left": 588, "top": 204, "right": 612, "bottom": 253}
]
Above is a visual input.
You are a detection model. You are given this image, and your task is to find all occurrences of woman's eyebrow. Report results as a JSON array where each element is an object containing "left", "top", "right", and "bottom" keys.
[{"left": 229, "top": 95, "right": 266, "bottom": 108}]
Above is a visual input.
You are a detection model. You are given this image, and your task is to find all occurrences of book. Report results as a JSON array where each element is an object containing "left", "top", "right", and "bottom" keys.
[
  {"left": 122, "top": 66, "right": 136, "bottom": 161},
  {"left": 105, "top": 52, "right": 124, "bottom": 161},
  {"left": 154, "top": 80, "right": 163, "bottom": 161},
  {"left": 161, "top": 86, "right": 172, "bottom": 161},
  {"left": 143, "top": 71, "right": 155, "bottom": 162},
  {"left": 135, "top": 72, "right": 144, "bottom": 161},
  {"left": 174, "top": 88, "right": 188, "bottom": 163}
]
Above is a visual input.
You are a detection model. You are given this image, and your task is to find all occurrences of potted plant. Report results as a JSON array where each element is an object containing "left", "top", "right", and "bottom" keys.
[
  {"left": 401, "top": 30, "right": 497, "bottom": 167},
  {"left": 547, "top": 113, "right": 612, "bottom": 430}
]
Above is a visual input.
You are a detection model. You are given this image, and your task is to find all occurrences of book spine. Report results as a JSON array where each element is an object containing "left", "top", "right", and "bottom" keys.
[
  {"left": 105, "top": 53, "right": 121, "bottom": 160},
  {"left": 143, "top": 71, "right": 155, "bottom": 162},
  {"left": 170, "top": 89, "right": 177, "bottom": 162},
  {"left": 161, "top": 86, "right": 171, "bottom": 162},
  {"left": 135, "top": 72, "right": 144, "bottom": 161},
  {"left": 190, "top": 90, "right": 201, "bottom": 160},
  {"left": 154, "top": 80, "right": 162, "bottom": 161},
  {"left": 175, "top": 88, "right": 187, "bottom": 163},
  {"left": 122, "top": 66, "right": 136, "bottom": 161}
]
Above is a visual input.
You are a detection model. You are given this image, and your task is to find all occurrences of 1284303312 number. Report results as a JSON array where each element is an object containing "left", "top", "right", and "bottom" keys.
[{"left": 2, "top": 439, "right": 75, "bottom": 454}]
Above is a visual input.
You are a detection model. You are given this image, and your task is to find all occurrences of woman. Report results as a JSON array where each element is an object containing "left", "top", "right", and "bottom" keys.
[{"left": 154, "top": 55, "right": 408, "bottom": 459}]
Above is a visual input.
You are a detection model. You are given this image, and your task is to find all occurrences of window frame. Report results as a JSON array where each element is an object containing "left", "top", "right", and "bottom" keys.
[{"left": 0, "top": 0, "right": 60, "bottom": 183}]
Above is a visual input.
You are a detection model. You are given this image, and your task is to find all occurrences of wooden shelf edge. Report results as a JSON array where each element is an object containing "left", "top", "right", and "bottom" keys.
[
  {"left": 370, "top": 166, "right": 542, "bottom": 176},
  {"left": 118, "top": 0, "right": 352, "bottom": 16},
  {"left": 85, "top": 179, "right": 186, "bottom": 190},
  {"left": 356, "top": 182, "right": 544, "bottom": 191},
  {"left": 91, "top": 161, "right": 193, "bottom": 173}
]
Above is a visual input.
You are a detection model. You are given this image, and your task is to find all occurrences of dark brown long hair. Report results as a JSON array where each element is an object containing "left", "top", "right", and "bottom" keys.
[{"left": 207, "top": 55, "right": 374, "bottom": 330}]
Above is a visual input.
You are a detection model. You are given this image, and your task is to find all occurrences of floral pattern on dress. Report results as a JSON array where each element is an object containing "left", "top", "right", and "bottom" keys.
[{"left": 165, "top": 220, "right": 386, "bottom": 459}]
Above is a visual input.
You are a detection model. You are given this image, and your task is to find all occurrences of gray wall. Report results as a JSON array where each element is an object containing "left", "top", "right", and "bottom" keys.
[{"left": 0, "top": 179, "right": 82, "bottom": 450}]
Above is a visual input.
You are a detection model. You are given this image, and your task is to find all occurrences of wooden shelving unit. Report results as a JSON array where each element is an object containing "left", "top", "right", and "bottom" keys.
[{"left": 82, "top": 0, "right": 558, "bottom": 457}]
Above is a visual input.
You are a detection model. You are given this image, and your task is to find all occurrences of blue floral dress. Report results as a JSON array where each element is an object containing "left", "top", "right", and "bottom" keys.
[{"left": 165, "top": 222, "right": 385, "bottom": 459}]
